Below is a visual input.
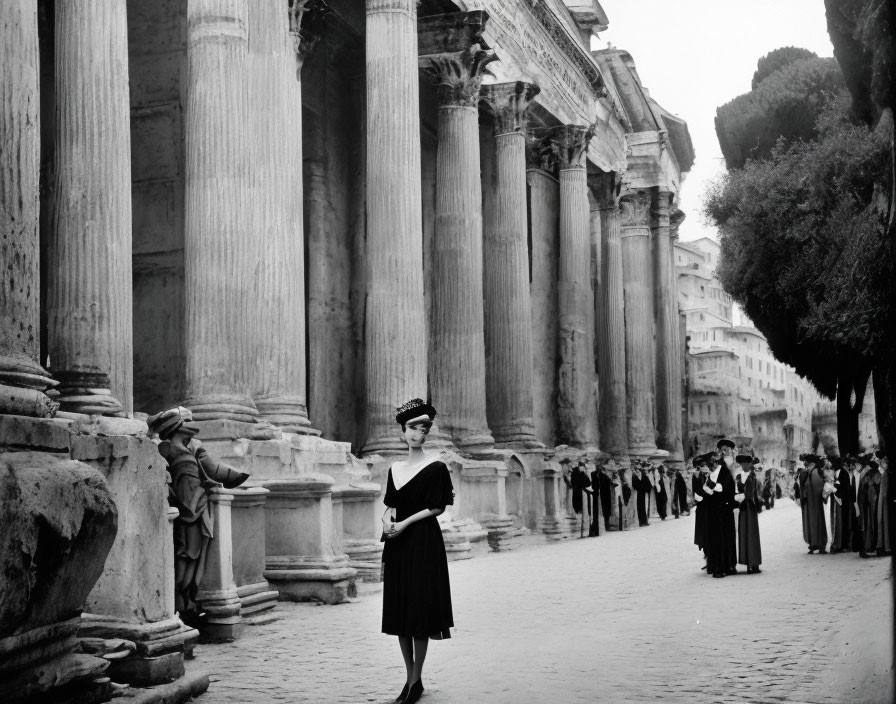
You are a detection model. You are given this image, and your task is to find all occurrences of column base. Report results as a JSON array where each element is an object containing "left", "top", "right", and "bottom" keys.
[
  {"left": 344, "top": 539, "right": 384, "bottom": 582},
  {"left": 79, "top": 614, "right": 198, "bottom": 687},
  {"left": 194, "top": 588, "right": 242, "bottom": 643},
  {"left": 0, "top": 619, "right": 111, "bottom": 704},
  {"left": 254, "top": 398, "right": 320, "bottom": 435},
  {"left": 265, "top": 557, "right": 357, "bottom": 605},
  {"left": 360, "top": 436, "right": 408, "bottom": 458},
  {"left": 455, "top": 430, "right": 496, "bottom": 454},
  {"left": 481, "top": 516, "right": 530, "bottom": 551},
  {"left": 237, "top": 582, "right": 280, "bottom": 623},
  {"left": 0, "top": 353, "right": 59, "bottom": 417},
  {"left": 183, "top": 394, "right": 258, "bottom": 424}
]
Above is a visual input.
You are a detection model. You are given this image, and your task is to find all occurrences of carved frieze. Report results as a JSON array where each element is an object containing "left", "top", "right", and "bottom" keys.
[
  {"left": 421, "top": 45, "right": 498, "bottom": 108},
  {"left": 418, "top": 11, "right": 490, "bottom": 56},
  {"left": 547, "top": 123, "right": 595, "bottom": 169},
  {"left": 480, "top": 81, "right": 541, "bottom": 135}
]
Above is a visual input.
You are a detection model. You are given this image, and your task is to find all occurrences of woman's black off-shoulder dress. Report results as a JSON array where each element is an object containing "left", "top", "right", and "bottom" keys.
[{"left": 382, "top": 460, "right": 454, "bottom": 639}]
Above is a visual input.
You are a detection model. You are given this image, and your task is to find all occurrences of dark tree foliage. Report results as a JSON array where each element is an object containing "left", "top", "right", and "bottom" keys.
[
  {"left": 751, "top": 46, "right": 818, "bottom": 89},
  {"left": 715, "top": 56, "right": 845, "bottom": 170},
  {"left": 705, "top": 95, "right": 890, "bottom": 454}
]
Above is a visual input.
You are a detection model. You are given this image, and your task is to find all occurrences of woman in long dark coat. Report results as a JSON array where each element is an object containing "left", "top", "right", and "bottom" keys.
[
  {"left": 857, "top": 459, "right": 882, "bottom": 557},
  {"left": 801, "top": 455, "right": 828, "bottom": 553},
  {"left": 692, "top": 457, "right": 708, "bottom": 553},
  {"left": 382, "top": 399, "right": 455, "bottom": 704},
  {"left": 633, "top": 464, "right": 651, "bottom": 526},
  {"left": 735, "top": 455, "right": 762, "bottom": 573},
  {"left": 674, "top": 469, "right": 689, "bottom": 517}
]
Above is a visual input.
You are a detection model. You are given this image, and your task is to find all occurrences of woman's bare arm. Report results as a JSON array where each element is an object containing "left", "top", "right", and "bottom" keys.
[{"left": 384, "top": 507, "right": 443, "bottom": 538}]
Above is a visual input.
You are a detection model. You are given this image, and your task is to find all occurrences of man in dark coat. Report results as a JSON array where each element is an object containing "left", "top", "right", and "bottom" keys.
[
  {"left": 598, "top": 464, "right": 614, "bottom": 532},
  {"left": 589, "top": 464, "right": 602, "bottom": 537},
  {"left": 735, "top": 454, "right": 762, "bottom": 573},
  {"left": 858, "top": 457, "right": 882, "bottom": 557},
  {"left": 673, "top": 468, "right": 689, "bottom": 517},
  {"left": 691, "top": 455, "right": 708, "bottom": 567},
  {"left": 653, "top": 464, "right": 670, "bottom": 520},
  {"left": 701, "top": 452, "right": 737, "bottom": 578},
  {"left": 632, "top": 462, "right": 651, "bottom": 527},
  {"left": 830, "top": 456, "right": 852, "bottom": 553},
  {"left": 800, "top": 454, "right": 828, "bottom": 553},
  {"left": 716, "top": 439, "right": 739, "bottom": 571},
  {"left": 847, "top": 455, "right": 865, "bottom": 552}
]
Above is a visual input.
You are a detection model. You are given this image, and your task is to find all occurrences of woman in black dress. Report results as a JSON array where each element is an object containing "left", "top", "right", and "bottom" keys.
[{"left": 382, "top": 399, "right": 454, "bottom": 704}]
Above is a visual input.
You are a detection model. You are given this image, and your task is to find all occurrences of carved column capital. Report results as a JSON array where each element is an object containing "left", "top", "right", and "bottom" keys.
[
  {"left": 367, "top": 0, "right": 417, "bottom": 15},
  {"left": 547, "top": 123, "right": 595, "bottom": 170},
  {"left": 481, "top": 81, "right": 540, "bottom": 135},
  {"left": 525, "top": 131, "right": 558, "bottom": 173},
  {"left": 619, "top": 191, "right": 652, "bottom": 228},
  {"left": 421, "top": 45, "right": 497, "bottom": 107},
  {"left": 652, "top": 190, "right": 672, "bottom": 220},
  {"left": 670, "top": 208, "right": 686, "bottom": 240}
]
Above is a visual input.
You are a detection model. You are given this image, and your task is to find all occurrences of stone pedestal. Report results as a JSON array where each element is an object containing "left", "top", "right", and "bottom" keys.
[
  {"left": 455, "top": 457, "right": 529, "bottom": 551},
  {"left": 74, "top": 422, "right": 199, "bottom": 685},
  {"left": 0, "top": 440, "right": 118, "bottom": 704},
  {"left": 49, "top": 0, "right": 133, "bottom": 414},
  {"left": 231, "top": 487, "right": 279, "bottom": 624},
  {"left": 423, "top": 41, "right": 497, "bottom": 452},
  {"left": 0, "top": 2, "right": 57, "bottom": 419},
  {"left": 620, "top": 191, "right": 658, "bottom": 454},
  {"left": 536, "top": 459, "right": 570, "bottom": 540},
  {"left": 363, "top": 0, "right": 427, "bottom": 455},
  {"left": 551, "top": 125, "right": 598, "bottom": 449},
  {"left": 596, "top": 196, "right": 630, "bottom": 460},
  {"left": 195, "top": 488, "right": 242, "bottom": 642},
  {"left": 263, "top": 477, "right": 357, "bottom": 604},
  {"left": 339, "top": 483, "right": 384, "bottom": 582},
  {"left": 480, "top": 83, "right": 541, "bottom": 449},
  {"left": 183, "top": 0, "right": 257, "bottom": 422}
]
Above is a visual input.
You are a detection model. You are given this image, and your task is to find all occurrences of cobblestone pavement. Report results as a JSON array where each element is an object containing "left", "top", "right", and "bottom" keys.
[{"left": 191, "top": 500, "right": 893, "bottom": 704}]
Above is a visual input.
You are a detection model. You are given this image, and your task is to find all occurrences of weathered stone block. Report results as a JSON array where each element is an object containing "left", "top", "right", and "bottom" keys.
[{"left": 0, "top": 415, "right": 72, "bottom": 453}]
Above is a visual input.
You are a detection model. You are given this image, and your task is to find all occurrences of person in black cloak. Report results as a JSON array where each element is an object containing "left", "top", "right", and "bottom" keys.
[
  {"left": 829, "top": 456, "right": 852, "bottom": 553},
  {"left": 589, "top": 463, "right": 602, "bottom": 537},
  {"left": 673, "top": 468, "right": 689, "bottom": 517},
  {"left": 716, "top": 439, "right": 739, "bottom": 572},
  {"left": 702, "top": 451, "right": 737, "bottom": 578},
  {"left": 653, "top": 464, "right": 669, "bottom": 520},
  {"left": 633, "top": 461, "right": 652, "bottom": 527},
  {"left": 598, "top": 462, "right": 614, "bottom": 532},
  {"left": 565, "top": 462, "right": 592, "bottom": 537},
  {"left": 381, "top": 399, "right": 455, "bottom": 704},
  {"left": 847, "top": 455, "right": 865, "bottom": 552},
  {"left": 857, "top": 456, "right": 882, "bottom": 558},
  {"left": 691, "top": 455, "right": 708, "bottom": 565},
  {"left": 735, "top": 453, "right": 763, "bottom": 574},
  {"left": 800, "top": 454, "right": 828, "bottom": 554}
]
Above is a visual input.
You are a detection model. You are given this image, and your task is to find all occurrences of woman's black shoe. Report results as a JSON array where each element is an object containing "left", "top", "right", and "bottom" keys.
[
  {"left": 712, "top": 572, "right": 725, "bottom": 578},
  {"left": 404, "top": 680, "right": 424, "bottom": 704},
  {"left": 752, "top": 567, "right": 761, "bottom": 574},
  {"left": 394, "top": 682, "right": 410, "bottom": 704}
]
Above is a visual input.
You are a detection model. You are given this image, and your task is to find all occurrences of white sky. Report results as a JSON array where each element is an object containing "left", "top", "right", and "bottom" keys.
[{"left": 592, "top": 0, "right": 835, "bottom": 242}]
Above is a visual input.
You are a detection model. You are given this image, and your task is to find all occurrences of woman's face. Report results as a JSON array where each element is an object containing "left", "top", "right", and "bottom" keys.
[{"left": 402, "top": 415, "right": 432, "bottom": 448}]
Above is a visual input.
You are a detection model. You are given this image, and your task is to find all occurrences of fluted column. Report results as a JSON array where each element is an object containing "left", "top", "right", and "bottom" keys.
[
  {"left": 620, "top": 190, "right": 657, "bottom": 454},
  {"left": 363, "top": 0, "right": 426, "bottom": 454},
  {"left": 653, "top": 191, "right": 684, "bottom": 465},
  {"left": 49, "top": 0, "right": 132, "bottom": 415},
  {"left": 182, "top": 0, "right": 256, "bottom": 423},
  {"left": 551, "top": 125, "right": 598, "bottom": 449},
  {"left": 480, "top": 82, "right": 541, "bottom": 448},
  {"left": 597, "top": 198, "right": 629, "bottom": 458},
  {"left": 422, "top": 46, "right": 497, "bottom": 452},
  {"left": 0, "top": 2, "right": 57, "bottom": 418},
  {"left": 245, "top": 0, "right": 315, "bottom": 433}
]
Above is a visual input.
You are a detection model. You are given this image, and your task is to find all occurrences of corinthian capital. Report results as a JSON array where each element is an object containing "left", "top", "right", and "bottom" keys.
[
  {"left": 288, "top": 0, "right": 329, "bottom": 63},
  {"left": 619, "top": 191, "right": 652, "bottom": 228},
  {"left": 547, "top": 123, "right": 595, "bottom": 169},
  {"left": 422, "top": 45, "right": 498, "bottom": 108},
  {"left": 481, "top": 82, "right": 541, "bottom": 135}
]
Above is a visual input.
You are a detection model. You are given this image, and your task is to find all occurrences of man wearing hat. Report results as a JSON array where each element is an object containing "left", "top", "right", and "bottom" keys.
[
  {"left": 846, "top": 455, "right": 866, "bottom": 552},
  {"left": 735, "top": 453, "right": 762, "bottom": 573},
  {"left": 715, "top": 439, "right": 739, "bottom": 571},
  {"left": 857, "top": 455, "right": 883, "bottom": 557},
  {"left": 691, "top": 455, "right": 708, "bottom": 562},
  {"left": 699, "top": 451, "right": 737, "bottom": 577},
  {"left": 147, "top": 406, "right": 250, "bottom": 623},
  {"left": 632, "top": 460, "right": 652, "bottom": 527},
  {"left": 829, "top": 456, "right": 852, "bottom": 553},
  {"left": 875, "top": 451, "right": 890, "bottom": 555},
  {"left": 799, "top": 454, "right": 828, "bottom": 554}
]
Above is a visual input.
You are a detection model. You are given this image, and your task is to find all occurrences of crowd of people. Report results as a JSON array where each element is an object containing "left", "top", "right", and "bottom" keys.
[
  {"left": 794, "top": 450, "right": 890, "bottom": 558},
  {"left": 691, "top": 439, "right": 765, "bottom": 578}
]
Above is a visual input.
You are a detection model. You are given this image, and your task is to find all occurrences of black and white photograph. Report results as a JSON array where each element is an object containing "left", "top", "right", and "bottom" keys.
[{"left": 1, "top": 0, "right": 893, "bottom": 702}]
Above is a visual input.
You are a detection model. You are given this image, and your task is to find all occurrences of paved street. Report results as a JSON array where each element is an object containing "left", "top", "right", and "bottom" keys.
[{"left": 191, "top": 500, "right": 893, "bottom": 704}]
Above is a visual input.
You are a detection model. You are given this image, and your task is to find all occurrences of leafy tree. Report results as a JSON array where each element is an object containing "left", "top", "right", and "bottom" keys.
[
  {"left": 706, "top": 94, "right": 890, "bottom": 454},
  {"left": 715, "top": 56, "right": 845, "bottom": 170},
  {"left": 751, "top": 46, "right": 818, "bottom": 89}
]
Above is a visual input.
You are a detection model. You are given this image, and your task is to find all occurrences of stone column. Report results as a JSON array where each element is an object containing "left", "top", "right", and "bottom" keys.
[
  {"left": 653, "top": 191, "right": 685, "bottom": 466},
  {"left": 596, "top": 191, "right": 629, "bottom": 459},
  {"left": 363, "top": 0, "right": 426, "bottom": 454},
  {"left": 421, "top": 46, "right": 496, "bottom": 452},
  {"left": 48, "top": 0, "right": 133, "bottom": 415},
  {"left": 620, "top": 191, "right": 658, "bottom": 454},
  {"left": 195, "top": 487, "right": 242, "bottom": 641},
  {"left": 245, "top": 0, "right": 315, "bottom": 433},
  {"left": 0, "top": 2, "right": 57, "bottom": 418},
  {"left": 550, "top": 125, "right": 598, "bottom": 448},
  {"left": 480, "top": 82, "right": 541, "bottom": 449},
  {"left": 182, "top": 0, "right": 257, "bottom": 423}
]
